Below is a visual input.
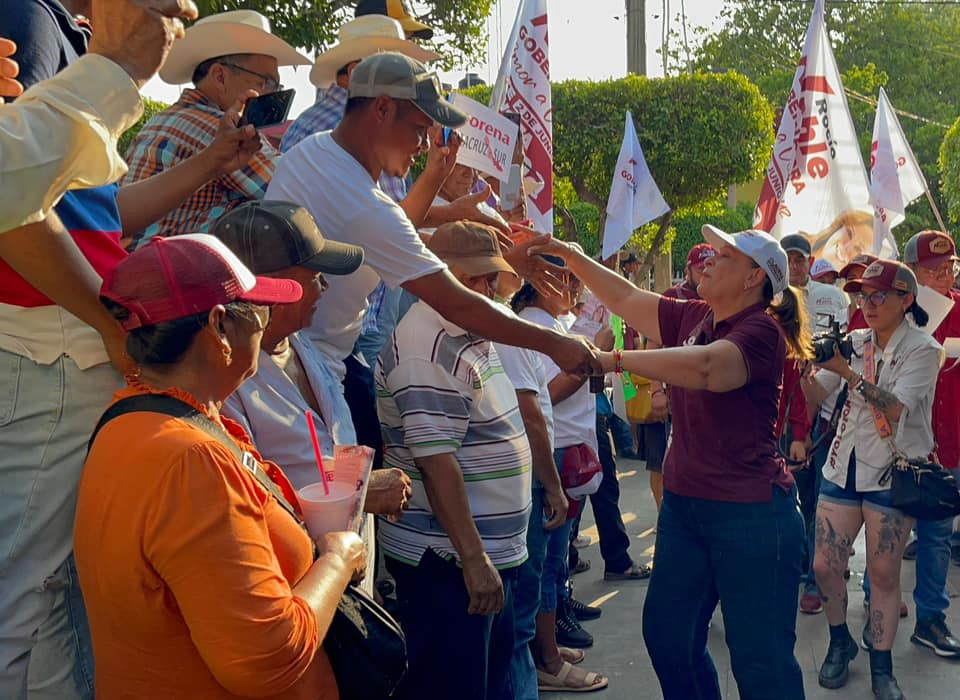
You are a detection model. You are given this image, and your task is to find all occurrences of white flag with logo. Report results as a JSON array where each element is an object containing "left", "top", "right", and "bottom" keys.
[
  {"left": 602, "top": 111, "right": 670, "bottom": 260},
  {"left": 870, "top": 87, "right": 927, "bottom": 258},
  {"left": 754, "top": 0, "right": 872, "bottom": 270},
  {"left": 489, "top": 0, "right": 553, "bottom": 233}
]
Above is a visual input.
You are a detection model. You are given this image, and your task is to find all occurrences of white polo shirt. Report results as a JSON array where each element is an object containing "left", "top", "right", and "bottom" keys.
[{"left": 266, "top": 132, "right": 445, "bottom": 379}]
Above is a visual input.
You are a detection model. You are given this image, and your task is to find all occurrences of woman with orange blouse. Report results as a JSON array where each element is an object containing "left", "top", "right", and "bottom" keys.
[{"left": 74, "top": 234, "right": 365, "bottom": 699}]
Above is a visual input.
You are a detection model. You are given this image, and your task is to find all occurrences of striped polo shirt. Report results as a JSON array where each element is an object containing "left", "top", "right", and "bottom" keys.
[{"left": 376, "top": 302, "right": 531, "bottom": 569}]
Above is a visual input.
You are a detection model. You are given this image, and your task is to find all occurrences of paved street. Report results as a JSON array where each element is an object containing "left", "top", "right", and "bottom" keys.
[{"left": 554, "top": 457, "right": 960, "bottom": 699}]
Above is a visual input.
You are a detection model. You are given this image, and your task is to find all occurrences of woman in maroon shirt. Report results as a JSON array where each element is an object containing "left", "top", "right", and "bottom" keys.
[{"left": 532, "top": 226, "right": 811, "bottom": 700}]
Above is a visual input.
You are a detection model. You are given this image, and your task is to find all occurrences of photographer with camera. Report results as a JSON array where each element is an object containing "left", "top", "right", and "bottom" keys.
[{"left": 804, "top": 260, "right": 942, "bottom": 700}]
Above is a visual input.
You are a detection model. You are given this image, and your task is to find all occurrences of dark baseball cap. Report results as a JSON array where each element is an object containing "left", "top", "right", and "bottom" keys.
[
  {"left": 780, "top": 233, "right": 812, "bottom": 257},
  {"left": 903, "top": 230, "right": 959, "bottom": 268},
  {"left": 837, "top": 253, "right": 878, "bottom": 279},
  {"left": 211, "top": 201, "right": 364, "bottom": 276},
  {"left": 844, "top": 259, "right": 918, "bottom": 296},
  {"left": 349, "top": 52, "right": 467, "bottom": 128},
  {"left": 355, "top": 0, "right": 434, "bottom": 39}
]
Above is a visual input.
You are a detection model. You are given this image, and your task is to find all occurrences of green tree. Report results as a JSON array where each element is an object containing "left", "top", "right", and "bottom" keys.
[
  {"left": 194, "top": 0, "right": 493, "bottom": 68},
  {"left": 118, "top": 97, "right": 169, "bottom": 156},
  {"left": 690, "top": 1, "right": 960, "bottom": 231},
  {"left": 465, "top": 72, "right": 772, "bottom": 266}
]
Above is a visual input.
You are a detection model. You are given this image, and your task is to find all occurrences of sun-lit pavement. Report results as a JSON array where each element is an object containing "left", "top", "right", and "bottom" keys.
[{"left": 553, "top": 457, "right": 960, "bottom": 699}]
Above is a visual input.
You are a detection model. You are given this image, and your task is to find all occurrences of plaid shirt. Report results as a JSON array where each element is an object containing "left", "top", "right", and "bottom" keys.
[{"left": 122, "top": 88, "right": 278, "bottom": 249}]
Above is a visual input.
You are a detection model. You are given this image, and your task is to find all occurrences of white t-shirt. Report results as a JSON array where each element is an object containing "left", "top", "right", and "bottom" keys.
[
  {"left": 266, "top": 132, "right": 446, "bottom": 378},
  {"left": 495, "top": 313, "right": 554, "bottom": 448},
  {"left": 520, "top": 306, "right": 598, "bottom": 452}
]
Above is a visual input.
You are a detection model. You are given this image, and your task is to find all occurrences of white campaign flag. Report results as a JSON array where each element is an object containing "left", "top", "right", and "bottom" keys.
[
  {"left": 601, "top": 111, "right": 670, "bottom": 260},
  {"left": 870, "top": 87, "right": 928, "bottom": 258},
  {"left": 754, "top": 0, "right": 872, "bottom": 270},
  {"left": 489, "top": 0, "right": 553, "bottom": 233}
]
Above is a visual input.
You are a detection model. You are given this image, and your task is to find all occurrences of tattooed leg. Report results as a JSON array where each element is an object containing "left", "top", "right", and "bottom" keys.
[
  {"left": 864, "top": 507, "right": 914, "bottom": 650},
  {"left": 813, "top": 502, "right": 862, "bottom": 626}
]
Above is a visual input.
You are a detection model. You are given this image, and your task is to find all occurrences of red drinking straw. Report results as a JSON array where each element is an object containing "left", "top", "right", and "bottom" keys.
[{"left": 305, "top": 409, "right": 330, "bottom": 495}]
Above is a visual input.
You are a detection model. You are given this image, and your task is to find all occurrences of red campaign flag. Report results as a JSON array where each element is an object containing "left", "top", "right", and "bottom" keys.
[
  {"left": 754, "top": 0, "right": 872, "bottom": 271},
  {"left": 490, "top": 0, "right": 553, "bottom": 233}
]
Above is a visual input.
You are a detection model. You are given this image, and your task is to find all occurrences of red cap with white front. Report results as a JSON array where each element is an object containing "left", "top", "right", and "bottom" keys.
[{"left": 101, "top": 233, "right": 302, "bottom": 330}]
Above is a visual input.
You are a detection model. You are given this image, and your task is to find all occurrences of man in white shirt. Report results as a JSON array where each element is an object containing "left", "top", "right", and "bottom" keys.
[{"left": 266, "top": 53, "right": 598, "bottom": 424}]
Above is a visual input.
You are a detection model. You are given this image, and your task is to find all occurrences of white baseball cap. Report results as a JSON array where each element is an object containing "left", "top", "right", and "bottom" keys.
[
  {"left": 701, "top": 225, "right": 789, "bottom": 295},
  {"left": 810, "top": 258, "right": 838, "bottom": 281}
]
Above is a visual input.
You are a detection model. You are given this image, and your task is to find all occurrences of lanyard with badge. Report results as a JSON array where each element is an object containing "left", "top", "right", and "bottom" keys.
[{"left": 862, "top": 338, "right": 893, "bottom": 439}]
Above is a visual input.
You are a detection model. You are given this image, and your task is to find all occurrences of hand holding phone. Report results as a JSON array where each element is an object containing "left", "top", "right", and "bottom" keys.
[{"left": 239, "top": 88, "right": 295, "bottom": 129}]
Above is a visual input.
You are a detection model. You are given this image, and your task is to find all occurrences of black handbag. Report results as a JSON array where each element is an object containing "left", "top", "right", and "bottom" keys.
[
  {"left": 880, "top": 456, "right": 960, "bottom": 521},
  {"left": 325, "top": 584, "right": 408, "bottom": 700},
  {"left": 89, "top": 395, "right": 408, "bottom": 698}
]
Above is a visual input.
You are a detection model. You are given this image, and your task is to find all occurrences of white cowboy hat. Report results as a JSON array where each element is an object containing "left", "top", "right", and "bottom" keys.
[
  {"left": 159, "top": 10, "right": 311, "bottom": 85},
  {"left": 309, "top": 15, "right": 439, "bottom": 88}
]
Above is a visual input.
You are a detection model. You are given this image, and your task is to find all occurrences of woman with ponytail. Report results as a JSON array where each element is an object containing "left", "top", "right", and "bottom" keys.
[
  {"left": 803, "top": 259, "right": 941, "bottom": 700},
  {"left": 529, "top": 226, "right": 807, "bottom": 700}
]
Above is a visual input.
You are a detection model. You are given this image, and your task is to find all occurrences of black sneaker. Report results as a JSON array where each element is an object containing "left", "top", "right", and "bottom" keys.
[
  {"left": 871, "top": 673, "right": 905, "bottom": 700},
  {"left": 819, "top": 633, "right": 858, "bottom": 689},
  {"left": 911, "top": 617, "right": 960, "bottom": 658},
  {"left": 556, "top": 602, "right": 594, "bottom": 648},
  {"left": 902, "top": 539, "right": 918, "bottom": 561},
  {"left": 568, "top": 597, "right": 602, "bottom": 621},
  {"left": 861, "top": 620, "right": 874, "bottom": 651}
]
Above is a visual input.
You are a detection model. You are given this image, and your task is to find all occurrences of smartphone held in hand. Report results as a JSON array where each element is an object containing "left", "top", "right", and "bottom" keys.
[{"left": 240, "top": 89, "right": 295, "bottom": 129}]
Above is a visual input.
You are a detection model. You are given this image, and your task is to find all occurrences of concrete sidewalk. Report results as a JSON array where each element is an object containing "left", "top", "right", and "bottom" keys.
[{"left": 552, "top": 458, "right": 960, "bottom": 699}]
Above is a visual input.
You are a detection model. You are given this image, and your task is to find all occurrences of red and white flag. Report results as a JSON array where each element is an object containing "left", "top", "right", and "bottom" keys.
[
  {"left": 490, "top": 0, "right": 553, "bottom": 233},
  {"left": 870, "top": 87, "right": 927, "bottom": 258},
  {"left": 754, "top": 0, "right": 872, "bottom": 270}
]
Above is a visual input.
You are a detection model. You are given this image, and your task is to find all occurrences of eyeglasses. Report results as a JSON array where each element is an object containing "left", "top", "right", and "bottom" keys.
[
  {"left": 219, "top": 62, "right": 282, "bottom": 92},
  {"left": 920, "top": 261, "right": 960, "bottom": 279},
  {"left": 855, "top": 290, "right": 903, "bottom": 307}
]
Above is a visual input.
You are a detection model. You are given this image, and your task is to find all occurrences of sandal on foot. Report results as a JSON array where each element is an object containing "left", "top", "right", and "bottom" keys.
[
  {"left": 571, "top": 559, "right": 591, "bottom": 575},
  {"left": 537, "top": 661, "right": 609, "bottom": 693},
  {"left": 559, "top": 646, "right": 585, "bottom": 665},
  {"left": 604, "top": 563, "right": 651, "bottom": 581}
]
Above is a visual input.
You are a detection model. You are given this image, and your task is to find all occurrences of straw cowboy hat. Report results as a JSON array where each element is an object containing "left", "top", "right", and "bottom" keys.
[
  {"left": 310, "top": 15, "right": 439, "bottom": 88},
  {"left": 160, "top": 10, "right": 311, "bottom": 85}
]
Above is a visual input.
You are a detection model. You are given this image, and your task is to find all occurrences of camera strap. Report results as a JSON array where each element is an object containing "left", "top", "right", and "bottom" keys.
[{"left": 864, "top": 339, "right": 895, "bottom": 441}]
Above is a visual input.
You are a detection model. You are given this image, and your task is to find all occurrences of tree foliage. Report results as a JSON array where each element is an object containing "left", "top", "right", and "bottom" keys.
[
  {"left": 194, "top": 0, "right": 493, "bottom": 68},
  {"left": 465, "top": 71, "right": 772, "bottom": 246},
  {"left": 689, "top": 1, "right": 960, "bottom": 229}
]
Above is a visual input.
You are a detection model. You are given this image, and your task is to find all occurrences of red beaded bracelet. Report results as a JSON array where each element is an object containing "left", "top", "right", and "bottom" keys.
[{"left": 614, "top": 349, "right": 623, "bottom": 375}]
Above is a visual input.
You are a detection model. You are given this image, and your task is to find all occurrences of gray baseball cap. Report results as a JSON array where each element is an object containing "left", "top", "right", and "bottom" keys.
[
  {"left": 779, "top": 233, "right": 812, "bottom": 257},
  {"left": 211, "top": 201, "right": 364, "bottom": 276},
  {"left": 349, "top": 52, "right": 467, "bottom": 127}
]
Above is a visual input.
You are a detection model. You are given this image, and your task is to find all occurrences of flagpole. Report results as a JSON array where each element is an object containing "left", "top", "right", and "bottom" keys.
[
  {"left": 489, "top": 0, "right": 524, "bottom": 109},
  {"left": 925, "top": 189, "right": 948, "bottom": 232}
]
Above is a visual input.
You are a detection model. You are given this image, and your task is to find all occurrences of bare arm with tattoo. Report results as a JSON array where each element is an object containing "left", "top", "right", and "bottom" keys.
[{"left": 814, "top": 349, "right": 904, "bottom": 423}]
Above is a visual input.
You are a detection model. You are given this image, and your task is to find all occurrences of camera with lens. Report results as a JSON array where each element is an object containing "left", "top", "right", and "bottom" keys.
[{"left": 812, "top": 315, "right": 855, "bottom": 364}]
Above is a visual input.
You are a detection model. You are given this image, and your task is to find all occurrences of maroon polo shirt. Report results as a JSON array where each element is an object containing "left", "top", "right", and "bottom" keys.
[
  {"left": 658, "top": 297, "right": 795, "bottom": 502},
  {"left": 932, "top": 290, "right": 960, "bottom": 470}
]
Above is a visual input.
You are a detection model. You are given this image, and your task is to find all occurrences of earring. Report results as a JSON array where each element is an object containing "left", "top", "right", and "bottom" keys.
[{"left": 222, "top": 347, "right": 232, "bottom": 366}]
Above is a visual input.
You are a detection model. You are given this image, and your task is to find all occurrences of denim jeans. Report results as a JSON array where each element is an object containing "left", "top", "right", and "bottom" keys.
[
  {"left": 547, "top": 448, "right": 575, "bottom": 610},
  {"left": 642, "top": 487, "right": 806, "bottom": 700},
  {"left": 342, "top": 354, "right": 384, "bottom": 469},
  {"left": 864, "top": 515, "right": 953, "bottom": 621},
  {"left": 510, "top": 488, "right": 548, "bottom": 700},
  {"left": 588, "top": 417, "right": 633, "bottom": 573},
  {"left": 386, "top": 549, "right": 519, "bottom": 700},
  {"left": 0, "top": 350, "right": 118, "bottom": 699}
]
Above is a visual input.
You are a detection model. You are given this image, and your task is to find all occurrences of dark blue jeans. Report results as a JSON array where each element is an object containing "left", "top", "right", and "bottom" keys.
[
  {"left": 642, "top": 487, "right": 806, "bottom": 700},
  {"left": 386, "top": 550, "right": 519, "bottom": 700}
]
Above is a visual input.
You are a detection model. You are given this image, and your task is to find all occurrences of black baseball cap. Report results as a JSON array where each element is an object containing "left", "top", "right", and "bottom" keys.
[
  {"left": 355, "top": 0, "right": 434, "bottom": 40},
  {"left": 211, "top": 201, "right": 364, "bottom": 275},
  {"left": 780, "top": 233, "right": 812, "bottom": 257}
]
